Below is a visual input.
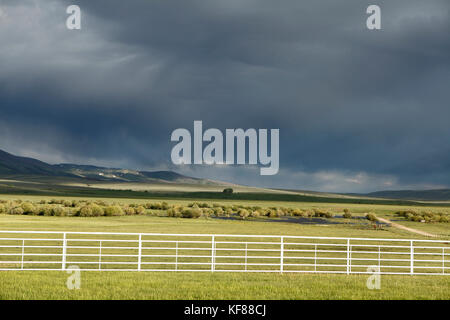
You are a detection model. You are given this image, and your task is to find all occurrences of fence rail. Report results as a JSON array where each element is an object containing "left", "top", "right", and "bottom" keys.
[{"left": 0, "top": 230, "right": 449, "bottom": 275}]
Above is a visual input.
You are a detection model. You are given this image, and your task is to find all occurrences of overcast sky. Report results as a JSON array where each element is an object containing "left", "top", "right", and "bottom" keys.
[{"left": 0, "top": 0, "right": 449, "bottom": 193}]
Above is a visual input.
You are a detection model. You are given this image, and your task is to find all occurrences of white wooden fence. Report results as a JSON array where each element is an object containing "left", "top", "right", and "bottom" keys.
[{"left": 0, "top": 230, "right": 449, "bottom": 275}]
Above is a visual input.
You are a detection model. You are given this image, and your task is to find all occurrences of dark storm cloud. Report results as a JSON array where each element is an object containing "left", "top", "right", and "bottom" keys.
[{"left": 0, "top": 0, "right": 449, "bottom": 192}]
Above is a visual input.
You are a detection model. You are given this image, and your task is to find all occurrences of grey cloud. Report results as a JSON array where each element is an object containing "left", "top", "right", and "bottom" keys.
[{"left": 0, "top": 0, "right": 449, "bottom": 192}]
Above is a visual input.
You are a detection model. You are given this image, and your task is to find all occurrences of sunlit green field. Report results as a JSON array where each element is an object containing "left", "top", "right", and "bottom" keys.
[
  {"left": 0, "top": 271, "right": 449, "bottom": 300},
  {"left": 0, "top": 194, "right": 449, "bottom": 300},
  {"left": 0, "top": 193, "right": 449, "bottom": 238},
  {"left": 0, "top": 211, "right": 438, "bottom": 239}
]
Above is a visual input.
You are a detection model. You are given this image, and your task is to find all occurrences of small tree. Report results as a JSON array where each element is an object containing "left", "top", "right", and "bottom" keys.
[
  {"left": 63, "top": 200, "right": 73, "bottom": 207},
  {"left": 181, "top": 207, "right": 202, "bottom": 219},
  {"left": 105, "top": 205, "right": 124, "bottom": 216},
  {"left": 124, "top": 206, "right": 136, "bottom": 215},
  {"left": 238, "top": 209, "right": 249, "bottom": 219},
  {"left": 135, "top": 206, "right": 146, "bottom": 215},
  {"left": 91, "top": 204, "right": 104, "bottom": 216},
  {"left": 250, "top": 210, "right": 260, "bottom": 218},
  {"left": 343, "top": 210, "right": 352, "bottom": 219},
  {"left": 80, "top": 205, "right": 94, "bottom": 217},
  {"left": 9, "top": 207, "right": 24, "bottom": 215},
  {"left": 223, "top": 188, "right": 234, "bottom": 194},
  {"left": 21, "top": 202, "right": 35, "bottom": 214}
]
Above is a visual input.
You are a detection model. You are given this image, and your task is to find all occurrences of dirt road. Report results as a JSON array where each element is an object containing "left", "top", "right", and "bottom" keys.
[{"left": 376, "top": 217, "right": 438, "bottom": 238}]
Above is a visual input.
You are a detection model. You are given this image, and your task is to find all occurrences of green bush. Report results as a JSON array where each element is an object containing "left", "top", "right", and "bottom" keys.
[
  {"left": 250, "top": 210, "right": 260, "bottom": 218},
  {"left": 21, "top": 202, "right": 35, "bottom": 214},
  {"left": 167, "top": 208, "right": 182, "bottom": 217},
  {"left": 135, "top": 206, "right": 146, "bottom": 215},
  {"left": 71, "top": 200, "right": 80, "bottom": 207},
  {"left": 160, "top": 202, "right": 169, "bottom": 210},
  {"left": 313, "top": 209, "right": 333, "bottom": 219},
  {"left": 80, "top": 205, "right": 94, "bottom": 217},
  {"left": 343, "top": 212, "right": 352, "bottom": 219},
  {"left": 104, "top": 205, "right": 124, "bottom": 216},
  {"left": 52, "top": 206, "right": 67, "bottom": 217},
  {"left": 213, "top": 207, "right": 224, "bottom": 216},
  {"left": 63, "top": 200, "right": 72, "bottom": 207},
  {"left": 267, "top": 210, "right": 278, "bottom": 218},
  {"left": 181, "top": 207, "right": 202, "bottom": 219},
  {"left": 124, "top": 207, "right": 136, "bottom": 215},
  {"left": 149, "top": 202, "right": 162, "bottom": 210},
  {"left": 9, "top": 207, "right": 24, "bottom": 215},
  {"left": 91, "top": 204, "right": 104, "bottom": 216},
  {"left": 238, "top": 209, "right": 249, "bottom": 219},
  {"left": 41, "top": 205, "right": 53, "bottom": 216},
  {"left": 202, "top": 208, "right": 214, "bottom": 217},
  {"left": 95, "top": 200, "right": 107, "bottom": 207}
]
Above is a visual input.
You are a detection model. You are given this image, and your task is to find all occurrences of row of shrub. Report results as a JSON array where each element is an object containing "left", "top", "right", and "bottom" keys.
[
  {"left": 169, "top": 203, "right": 345, "bottom": 219},
  {"left": 0, "top": 201, "right": 148, "bottom": 217},
  {"left": 185, "top": 202, "right": 343, "bottom": 218},
  {"left": 395, "top": 210, "right": 449, "bottom": 223},
  {"left": 4, "top": 199, "right": 448, "bottom": 224},
  {"left": 0, "top": 199, "right": 356, "bottom": 220},
  {"left": 1, "top": 199, "right": 172, "bottom": 210}
]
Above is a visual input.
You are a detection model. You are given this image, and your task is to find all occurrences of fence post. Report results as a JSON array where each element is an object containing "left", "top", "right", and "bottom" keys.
[
  {"left": 21, "top": 239, "right": 25, "bottom": 270},
  {"left": 175, "top": 241, "right": 178, "bottom": 271},
  {"left": 314, "top": 244, "right": 317, "bottom": 272},
  {"left": 245, "top": 242, "right": 248, "bottom": 271},
  {"left": 99, "top": 240, "right": 102, "bottom": 270},
  {"left": 442, "top": 248, "right": 445, "bottom": 275},
  {"left": 280, "top": 236, "right": 284, "bottom": 274},
  {"left": 410, "top": 240, "right": 414, "bottom": 275},
  {"left": 211, "top": 236, "right": 215, "bottom": 272},
  {"left": 138, "top": 234, "right": 142, "bottom": 271},
  {"left": 378, "top": 245, "right": 381, "bottom": 268},
  {"left": 346, "top": 239, "right": 350, "bottom": 275},
  {"left": 62, "top": 232, "right": 67, "bottom": 271}
]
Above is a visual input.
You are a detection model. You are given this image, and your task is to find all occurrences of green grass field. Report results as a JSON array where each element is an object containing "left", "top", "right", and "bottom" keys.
[
  {"left": 0, "top": 194, "right": 449, "bottom": 300},
  {"left": 1, "top": 193, "right": 448, "bottom": 238},
  {"left": 1, "top": 271, "right": 449, "bottom": 300}
]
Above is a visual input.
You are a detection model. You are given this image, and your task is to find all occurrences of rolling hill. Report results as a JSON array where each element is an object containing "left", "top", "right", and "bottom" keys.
[
  {"left": 1, "top": 148, "right": 450, "bottom": 202},
  {"left": 0, "top": 149, "right": 67, "bottom": 176},
  {"left": 0, "top": 149, "right": 207, "bottom": 185}
]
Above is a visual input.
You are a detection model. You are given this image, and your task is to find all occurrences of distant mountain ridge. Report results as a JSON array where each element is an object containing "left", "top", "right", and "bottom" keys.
[
  {"left": 0, "top": 149, "right": 68, "bottom": 176},
  {"left": 2, "top": 148, "right": 450, "bottom": 201},
  {"left": 0, "top": 149, "right": 206, "bottom": 184}
]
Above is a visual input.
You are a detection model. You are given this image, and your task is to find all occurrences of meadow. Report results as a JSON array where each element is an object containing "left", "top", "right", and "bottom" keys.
[{"left": 1, "top": 271, "right": 449, "bottom": 300}]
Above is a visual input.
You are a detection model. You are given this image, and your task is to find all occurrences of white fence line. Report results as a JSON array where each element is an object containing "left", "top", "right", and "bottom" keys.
[{"left": 0, "top": 230, "right": 448, "bottom": 275}]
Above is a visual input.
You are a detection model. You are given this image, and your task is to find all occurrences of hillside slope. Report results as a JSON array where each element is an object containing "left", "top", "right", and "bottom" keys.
[
  {"left": 0, "top": 149, "right": 207, "bottom": 185},
  {"left": 0, "top": 149, "right": 66, "bottom": 176}
]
